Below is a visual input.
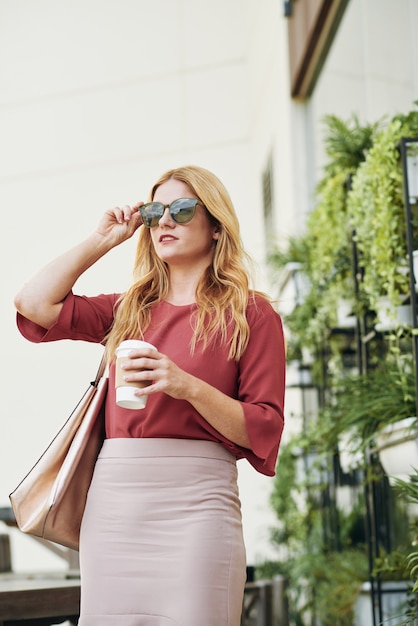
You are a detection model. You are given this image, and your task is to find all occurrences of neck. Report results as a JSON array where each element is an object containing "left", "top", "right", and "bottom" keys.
[{"left": 166, "top": 266, "right": 206, "bottom": 305}]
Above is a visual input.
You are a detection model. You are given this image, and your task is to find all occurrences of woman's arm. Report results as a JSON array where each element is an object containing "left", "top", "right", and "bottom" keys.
[
  {"left": 184, "top": 375, "right": 251, "bottom": 447},
  {"left": 14, "top": 205, "right": 142, "bottom": 329},
  {"left": 122, "top": 347, "right": 251, "bottom": 446}
]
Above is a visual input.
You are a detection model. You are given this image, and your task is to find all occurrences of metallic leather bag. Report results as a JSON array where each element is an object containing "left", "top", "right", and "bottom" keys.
[{"left": 9, "top": 357, "right": 108, "bottom": 551}]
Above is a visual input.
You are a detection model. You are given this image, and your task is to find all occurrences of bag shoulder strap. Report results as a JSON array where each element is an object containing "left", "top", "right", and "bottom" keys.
[{"left": 92, "top": 353, "right": 108, "bottom": 386}]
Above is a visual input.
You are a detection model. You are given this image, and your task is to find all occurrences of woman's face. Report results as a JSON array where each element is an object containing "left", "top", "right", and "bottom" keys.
[{"left": 149, "top": 179, "right": 219, "bottom": 269}]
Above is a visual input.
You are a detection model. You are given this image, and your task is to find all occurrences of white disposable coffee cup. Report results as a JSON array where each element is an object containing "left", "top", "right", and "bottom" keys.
[{"left": 115, "top": 339, "right": 157, "bottom": 409}]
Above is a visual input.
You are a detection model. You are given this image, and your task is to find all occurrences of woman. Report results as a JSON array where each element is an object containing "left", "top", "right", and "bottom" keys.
[{"left": 14, "top": 165, "right": 286, "bottom": 626}]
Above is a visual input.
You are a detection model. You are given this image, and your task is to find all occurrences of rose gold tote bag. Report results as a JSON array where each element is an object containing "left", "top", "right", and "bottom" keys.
[{"left": 9, "top": 356, "right": 108, "bottom": 551}]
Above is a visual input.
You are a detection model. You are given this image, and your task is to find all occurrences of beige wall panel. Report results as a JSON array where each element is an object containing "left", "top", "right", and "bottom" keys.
[{"left": 0, "top": 0, "right": 182, "bottom": 103}]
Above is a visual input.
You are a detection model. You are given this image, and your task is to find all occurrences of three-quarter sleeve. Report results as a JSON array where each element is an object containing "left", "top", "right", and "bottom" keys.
[
  {"left": 236, "top": 297, "right": 286, "bottom": 476},
  {"left": 17, "top": 291, "right": 120, "bottom": 344}
]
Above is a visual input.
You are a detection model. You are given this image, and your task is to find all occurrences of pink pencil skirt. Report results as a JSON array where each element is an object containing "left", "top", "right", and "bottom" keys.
[{"left": 78, "top": 438, "right": 247, "bottom": 625}]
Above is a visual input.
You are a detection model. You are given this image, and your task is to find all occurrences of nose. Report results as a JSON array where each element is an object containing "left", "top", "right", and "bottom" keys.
[{"left": 158, "top": 206, "right": 175, "bottom": 227}]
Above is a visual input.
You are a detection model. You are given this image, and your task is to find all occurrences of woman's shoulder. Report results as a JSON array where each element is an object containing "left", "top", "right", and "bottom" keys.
[
  {"left": 245, "top": 291, "right": 283, "bottom": 332},
  {"left": 246, "top": 291, "right": 279, "bottom": 316},
  {"left": 245, "top": 292, "right": 285, "bottom": 354}
]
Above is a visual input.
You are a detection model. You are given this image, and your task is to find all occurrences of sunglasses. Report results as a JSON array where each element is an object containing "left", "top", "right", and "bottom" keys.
[{"left": 139, "top": 197, "right": 203, "bottom": 228}]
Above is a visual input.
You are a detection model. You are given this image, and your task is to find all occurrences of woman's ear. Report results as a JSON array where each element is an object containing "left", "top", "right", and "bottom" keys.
[{"left": 212, "top": 224, "right": 221, "bottom": 241}]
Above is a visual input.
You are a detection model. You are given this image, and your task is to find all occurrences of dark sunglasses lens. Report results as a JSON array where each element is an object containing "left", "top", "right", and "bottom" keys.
[
  {"left": 139, "top": 199, "right": 198, "bottom": 227},
  {"left": 170, "top": 199, "right": 197, "bottom": 224},
  {"left": 140, "top": 203, "right": 164, "bottom": 228}
]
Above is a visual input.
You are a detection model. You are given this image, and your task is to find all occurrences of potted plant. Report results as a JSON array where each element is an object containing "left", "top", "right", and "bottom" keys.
[
  {"left": 374, "top": 417, "right": 418, "bottom": 484},
  {"left": 293, "top": 351, "right": 417, "bottom": 483},
  {"left": 374, "top": 296, "right": 413, "bottom": 333}
]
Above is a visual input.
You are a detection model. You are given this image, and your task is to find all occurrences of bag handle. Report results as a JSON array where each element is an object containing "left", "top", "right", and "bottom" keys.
[{"left": 92, "top": 353, "right": 108, "bottom": 387}]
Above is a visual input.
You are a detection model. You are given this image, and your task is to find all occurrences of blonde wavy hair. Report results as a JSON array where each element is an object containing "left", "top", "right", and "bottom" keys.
[{"left": 105, "top": 165, "right": 267, "bottom": 361}]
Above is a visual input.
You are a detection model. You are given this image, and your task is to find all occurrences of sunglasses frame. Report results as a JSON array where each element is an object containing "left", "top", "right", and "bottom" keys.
[{"left": 139, "top": 197, "right": 203, "bottom": 228}]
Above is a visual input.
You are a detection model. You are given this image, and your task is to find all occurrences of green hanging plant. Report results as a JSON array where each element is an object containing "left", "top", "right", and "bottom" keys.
[
  {"left": 269, "top": 114, "right": 379, "bottom": 373},
  {"left": 348, "top": 107, "right": 418, "bottom": 313},
  {"left": 305, "top": 170, "right": 353, "bottom": 330},
  {"left": 306, "top": 115, "right": 379, "bottom": 325}
]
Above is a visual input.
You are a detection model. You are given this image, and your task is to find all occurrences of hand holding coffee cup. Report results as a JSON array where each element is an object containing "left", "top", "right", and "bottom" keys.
[{"left": 115, "top": 340, "right": 157, "bottom": 409}]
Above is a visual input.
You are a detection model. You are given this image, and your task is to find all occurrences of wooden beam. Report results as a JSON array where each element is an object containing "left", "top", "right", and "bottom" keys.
[
  {"left": 287, "top": 0, "right": 350, "bottom": 99},
  {"left": 0, "top": 574, "right": 80, "bottom": 621}
]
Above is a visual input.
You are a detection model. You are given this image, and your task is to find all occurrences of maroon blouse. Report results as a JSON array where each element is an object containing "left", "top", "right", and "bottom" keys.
[{"left": 17, "top": 292, "right": 285, "bottom": 476}]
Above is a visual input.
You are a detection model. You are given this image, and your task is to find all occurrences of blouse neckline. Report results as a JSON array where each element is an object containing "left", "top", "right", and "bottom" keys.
[{"left": 160, "top": 300, "right": 197, "bottom": 309}]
